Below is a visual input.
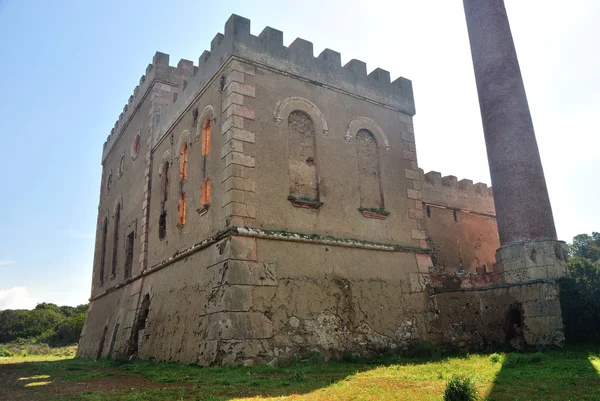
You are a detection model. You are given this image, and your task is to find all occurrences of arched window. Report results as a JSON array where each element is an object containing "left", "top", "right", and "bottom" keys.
[
  {"left": 356, "top": 129, "right": 383, "bottom": 210},
  {"left": 111, "top": 204, "right": 121, "bottom": 277},
  {"left": 178, "top": 142, "right": 188, "bottom": 227},
  {"left": 288, "top": 110, "right": 318, "bottom": 201},
  {"left": 159, "top": 161, "right": 169, "bottom": 240},
  {"left": 201, "top": 178, "right": 211, "bottom": 206},
  {"left": 202, "top": 119, "right": 211, "bottom": 156},
  {"left": 99, "top": 217, "right": 108, "bottom": 285},
  {"left": 180, "top": 142, "right": 188, "bottom": 182},
  {"left": 178, "top": 193, "right": 187, "bottom": 226},
  {"left": 106, "top": 172, "right": 113, "bottom": 195}
]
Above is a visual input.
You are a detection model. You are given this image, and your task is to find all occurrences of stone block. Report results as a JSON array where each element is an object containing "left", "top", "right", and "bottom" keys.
[
  {"left": 222, "top": 189, "right": 246, "bottom": 206},
  {"left": 409, "top": 208, "right": 424, "bottom": 220},
  {"left": 409, "top": 273, "right": 431, "bottom": 293},
  {"left": 222, "top": 93, "right": 244, "bottom": 110},
  {"left": 225, "top": 151, "right": 255, "bottom": 167},
  {"left": 523, "top": 316, "right": 564, "bottom": 345},
  {"left": 228, "top": 60, "right": 256, "bottom": 76},
  {"left": 403, "top": 150, "right": 417, "bottom": 161},
  {"left": 215, "top": 260, "right": 277, "bottom": 286},
  {"left": 206, "top": 285, "right": 252, "bottom": 314},
  {"left": 221, "top": 139, "right": 244, "bottom": 159},
  {"left": 196, "top": 341, "right": 219, "bottom": 365},
  {"left": 229, "top": 236, "right": 257, "bottom": 261},
  {"left": 416, "top": 254, "right": 434, "bottom": 273},
  {"left": 206, "top": 237, "right": 232, "bottom": 267},
  {"left": 227, "top": 82, "right": 256, "bottom": 98},
  {"left": 224, "top": 104, "right": 256, "bottom": 120},
  {"left": 225, "top": 70, "right": 245, "bottom": 87},
  {"left": 224, "top": 202, "right": 252, "bottom": 218},
  {"left": 224, "top": 176, "right": 255, "bottom": 192},
  {"left": 411, "top": 229, "right": 427, "bottom": 240},
  {"left": 546, "top": 264, "right": 566, "bottom": 279},
  {"left": 407, "top": 189, "right": 421, "bottom": 200},
  {"left": 542, "top": 283, "right": 559, "bottom": 300},
  {"left": 222, "top": 164, "right": 245, "bottom": 181},
  {"left": 223, "top": 127, "right": 255, "bottom": 144},
  {"left": 405, "top": 168, "right": 420, "bottom": 181},
  {"left": 221, "top": 116, "right": 244, "bottom": 134},
  {"left": 205, "top": 312, "right": 273, "bottom": 340},
  {"left": 523, "top": 299, "right": 561, "bottom": 317},
  {"left": 503, "top": 268, "right": 531, "bottom": 284}
]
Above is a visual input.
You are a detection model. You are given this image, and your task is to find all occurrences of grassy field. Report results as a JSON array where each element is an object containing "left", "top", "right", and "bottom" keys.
[{"left": 0, "top": 345, "right": 599, "bottom": 400}]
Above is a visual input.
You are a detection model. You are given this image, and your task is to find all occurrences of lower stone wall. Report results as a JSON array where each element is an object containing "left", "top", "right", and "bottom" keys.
[
  {"left": 250, "top": 238, "right": 433, "bottom": 362},
  {"left": 78, "top": 231, "right": 565, "bottom": 365},
  {"left": 78, "top": 232, "right": 433, "bottom": 365},
  {"left": 431, "top": 281, "right": 564, "bottom": 349}
]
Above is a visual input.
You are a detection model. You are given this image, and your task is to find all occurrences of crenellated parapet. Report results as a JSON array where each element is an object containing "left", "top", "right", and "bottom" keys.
[
  {"left": 420, "top": 169, "right": 495, "bottom": 216},
  {"left": 153, "top": 14, "right": 415, "bottom": 142},
  {"left": 101, "top": 52, "right": 192, "bottom": 162}
]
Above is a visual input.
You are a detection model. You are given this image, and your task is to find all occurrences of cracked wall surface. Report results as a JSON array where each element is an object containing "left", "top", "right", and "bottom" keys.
[{"left": 79, "top": 234, "right": 432, "bottom": 365}]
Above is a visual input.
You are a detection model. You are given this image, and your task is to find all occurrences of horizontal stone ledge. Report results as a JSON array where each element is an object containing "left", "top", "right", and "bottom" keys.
[
  {"left": 233, "top": 226, "right": 428, "bottom": 254},
  {"left": 88, "top": 226, "right": 429, "bottom": 302}
]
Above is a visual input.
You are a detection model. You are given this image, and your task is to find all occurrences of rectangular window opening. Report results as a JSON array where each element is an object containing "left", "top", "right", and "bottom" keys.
[{"left": 124, "top": 231, "right": 135, "bottom": 279}]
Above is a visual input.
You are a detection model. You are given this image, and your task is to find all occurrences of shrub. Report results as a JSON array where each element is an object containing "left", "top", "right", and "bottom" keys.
[
  {"left": 559, "top": 258, "right": 600, "bottom": 343},
  {"left": 443, "top": 374, "right": 479, "bottom": 401},
  {"left": 292, "top": 370, "right": 306, "bottom": 382},
  {"left": 488, "top": 353, "right": 502, "bottom": 363},
  {"left": 0, "top": 347, "right": 14, "bottom": 357}
]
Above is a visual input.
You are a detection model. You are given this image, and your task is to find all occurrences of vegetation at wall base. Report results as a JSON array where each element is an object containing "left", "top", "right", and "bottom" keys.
[{"left": 560, "top": 232, "right": 600, "bottom": 343}]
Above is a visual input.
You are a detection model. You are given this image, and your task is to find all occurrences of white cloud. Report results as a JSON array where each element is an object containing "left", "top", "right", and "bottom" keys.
[
  {"left": 0, "top": 287, "right": 40, "bottom": 310},
  {"left": 0, "top": 260, "right": 16, "bottom": 266}
]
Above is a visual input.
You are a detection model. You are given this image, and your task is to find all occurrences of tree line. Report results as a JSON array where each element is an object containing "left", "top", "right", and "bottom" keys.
[
  {"left": 560, "top": 232, "right": 600, "bottom": 343},
  {"left": 0, "top": 302, "right": 88, "bottom": 345}
]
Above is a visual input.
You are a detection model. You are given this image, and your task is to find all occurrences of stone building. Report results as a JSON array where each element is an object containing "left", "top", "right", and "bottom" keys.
[{"left": 77, "top": 14, "right": 566, "bottom": 365}]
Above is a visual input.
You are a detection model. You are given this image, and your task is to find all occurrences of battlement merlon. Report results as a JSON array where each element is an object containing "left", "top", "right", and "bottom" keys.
[
  {"left": 219, "top": 14, "right": 414, "bottom": 113},
  {"left": 154, "top": 14, "right": 415, "bottom": 146},
  {"left": 101, "top": 52, "right": 193, "bottom": 162},
  {"left": 101, "top": 14, "right": 415, "bottom": 163},
  {"left": 421, "top": 169, "right": 496, "bottom": 216}
]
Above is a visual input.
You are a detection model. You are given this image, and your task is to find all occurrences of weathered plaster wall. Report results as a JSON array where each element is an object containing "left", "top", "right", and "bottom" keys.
[
  {"left": 420, "top": 169, "right": 500, "bottom": 290},
  {"left": 79, "top": 233, "right": 432, "bottom": 365},
  {"left": 251, "top": 65, "right": 420, "bottom": 246},
  {"left": 431, "top": 281, "right": 564, "bottom": 348},
  {"left": 147, "top": 77, "right": 223, "bottom": 265},
  {"left": 92, "top": 87, "right": 152, "bottom": 297}
]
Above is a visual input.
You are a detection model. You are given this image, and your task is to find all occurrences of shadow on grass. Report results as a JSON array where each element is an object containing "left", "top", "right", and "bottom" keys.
[
  {"left": 0, "top": 354, "right": 407, "bottom": 401},
  {"left": 486, "top": 345, "right": 600, "bottom": 401}
]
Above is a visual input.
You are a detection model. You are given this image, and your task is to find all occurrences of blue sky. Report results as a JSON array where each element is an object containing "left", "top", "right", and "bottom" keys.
[{"left": 0, "top": 0, "right": 598, "bottom": 308}]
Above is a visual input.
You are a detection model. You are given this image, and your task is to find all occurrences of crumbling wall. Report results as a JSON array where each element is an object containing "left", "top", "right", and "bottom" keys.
[
  {"left": 421, "top": 170, "right": 500, "bottom": 290},
  {"left": 431, "top": 281, "right": 564, "bottom": 349},
  {"left": 80, "top": 232, "right": 434, "bottom": 365}
]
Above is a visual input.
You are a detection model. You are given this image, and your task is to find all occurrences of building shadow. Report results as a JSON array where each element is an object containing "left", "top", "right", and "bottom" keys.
[
  {"left": 485, "top": 344, "right": 600, "bottom": 401},
  {"left": 1, "top": 347, "right": 598, "bottom": 400}
]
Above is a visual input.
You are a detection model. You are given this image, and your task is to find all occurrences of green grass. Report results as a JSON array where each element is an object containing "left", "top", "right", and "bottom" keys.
[{"left": 0, "top": 345, "right": 599, "bottom": 400}]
